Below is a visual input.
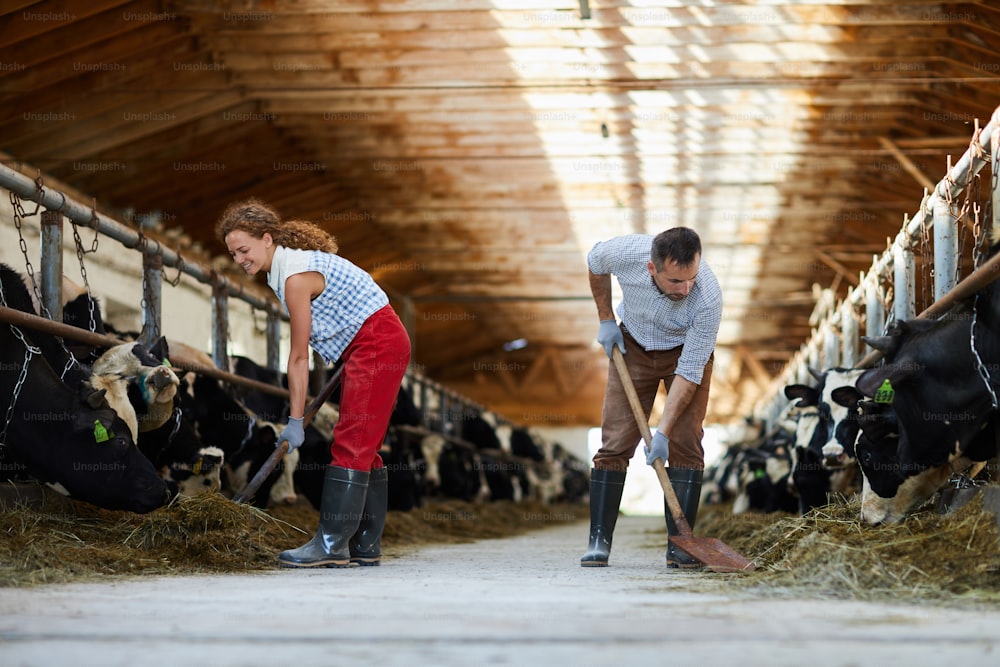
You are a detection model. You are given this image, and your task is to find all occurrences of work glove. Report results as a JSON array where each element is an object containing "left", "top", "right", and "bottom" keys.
[
  {"left": 645, "top": 431, "right": 669, "bottom": 467},
  {"left": 278, "top": 417, "right": 305, "bottom": 452},
  {"left": 597, "top": 319, "right": 626, "bottom": 358}
]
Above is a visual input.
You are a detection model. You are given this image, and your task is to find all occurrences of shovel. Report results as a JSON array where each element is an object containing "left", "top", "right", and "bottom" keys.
[
  {"left": 233, "top": 365, "right": 343, "bottom": 504},
  {"left": 611, "top": 347, "right": 755, "bottom": 573}
]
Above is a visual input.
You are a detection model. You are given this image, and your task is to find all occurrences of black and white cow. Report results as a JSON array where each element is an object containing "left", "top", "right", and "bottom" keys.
[
  {"left": 783, "top": 367, "right": 865, "bottom": 513},
  {"left": 184, "top": 365, "right": 301, "bottom": 508},
  {"left": 730, "top": 433, "right": 799, "bottom": 515},
  {"left": 0, "top": 264, "right": 168, "bottom": 513},
  {"left": 841, "top": 307, "right": 1000, "bottom": 524}
]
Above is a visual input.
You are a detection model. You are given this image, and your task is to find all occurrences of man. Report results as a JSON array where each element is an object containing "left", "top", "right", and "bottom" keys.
[{"left": 581, "top": 228, "right": 722, "bottom": 568}]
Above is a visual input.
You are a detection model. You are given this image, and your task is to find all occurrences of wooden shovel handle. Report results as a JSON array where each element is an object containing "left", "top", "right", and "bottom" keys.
[
  {"left": 611, "top": 347, "right": 693, "bottom": 538},
  {"left": 233, "top": 365, "right": 344, "bottom": 504}
]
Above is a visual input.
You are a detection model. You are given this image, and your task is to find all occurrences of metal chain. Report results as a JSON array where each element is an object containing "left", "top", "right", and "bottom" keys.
[
  {"left": 9, "top": 190, "right": 45, "bottom": 317},
  {"left": 0, "top": 273, "right": 42, "bottom": 458},
  {"left": 250, "top": 306, "right": 268, "bottom": 335},
  {"left": 136, "top": 231, "right": 158, "bottom": 333},
  {"left": 970, "top": 290, "right": 998, "bottom": 411},
  {"left": 165, "top": 254, "right": 184, "bottom": 288},
  {"left": 10, "top": 190, "right": 88, "bottom": 378},
  {"left": 70, "top": 211, "right": 100, "bottom": 334}
]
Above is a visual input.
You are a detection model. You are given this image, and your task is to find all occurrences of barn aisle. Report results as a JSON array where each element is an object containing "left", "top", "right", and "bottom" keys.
[{"left": 1, "top": 515, "right": 998, "bottom": 666}]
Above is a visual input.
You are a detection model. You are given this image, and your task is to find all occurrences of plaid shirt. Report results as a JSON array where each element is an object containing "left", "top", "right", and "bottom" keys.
[
  {"left": 587, "top": 234, "right": 722, "bottom": 385},
  {"left": 268, "top": 245, "right": 389, "bottom": 363}
]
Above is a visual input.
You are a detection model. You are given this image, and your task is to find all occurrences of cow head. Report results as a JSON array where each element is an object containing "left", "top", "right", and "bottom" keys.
[
  {"left": 162, "top": 446, "right": 225, "bottom": 498},
  {"left": 58, "top": 384, "right": 170, "bottom": 513}
]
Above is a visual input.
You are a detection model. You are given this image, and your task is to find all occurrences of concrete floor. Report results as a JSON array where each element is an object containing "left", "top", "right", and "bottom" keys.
[{"left": 1, "top": 514, "right": 998, "bottom": 667}]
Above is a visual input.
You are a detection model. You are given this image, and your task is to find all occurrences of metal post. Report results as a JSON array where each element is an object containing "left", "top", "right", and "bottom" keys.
[
  {"left": 822, "top": 321, "right": 839, "bottom": 369},
  {"left": 806, "top": 343, "right": 820, "bottom": 379},
  {"left": 893, "top": 240, "right": 915, "bottom": 323},
  {"left": 266, "top": 308, "right": 282, "bottom": 371},
  {"left": 840, "top": 303, "right": 858, "bottom": 368},
  {"left": 40, "top": 209, "right": 63, "bottom": 322},
  {"left": 933, "top": 198, "right": 957, "bottom": 301},
  {"left": 865, "top": 273, "right": 884, "bottom": 338},
  {"left": 419, "top": 378, "right": 430, "bottom": 425},
  {"left": 439, "top": 392, "right": 449, "bottom": 435},
  {"left": 139, "top": 250, "right": 162, "bottom": 346},
  {"left": 212, "top": 282, "right": 229, "bottom": 370}
]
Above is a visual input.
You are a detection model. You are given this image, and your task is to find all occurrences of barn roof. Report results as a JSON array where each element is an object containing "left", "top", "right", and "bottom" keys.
[{"left": 3, "top": 0, "right": 1000, "bottom": 427}]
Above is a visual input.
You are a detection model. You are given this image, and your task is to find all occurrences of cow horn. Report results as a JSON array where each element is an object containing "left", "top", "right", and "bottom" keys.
[{"left": 861, "top": 335, "right": 893, "bottom": 352}]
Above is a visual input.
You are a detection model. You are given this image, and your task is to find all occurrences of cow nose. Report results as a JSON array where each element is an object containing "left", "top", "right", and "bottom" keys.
[{"left": 148, "top": 367, "right": 176, "bottom": 390}]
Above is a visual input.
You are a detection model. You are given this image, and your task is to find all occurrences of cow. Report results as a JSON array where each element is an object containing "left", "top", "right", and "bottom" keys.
[
  {"left": 783, "top": 367, "right": 865, "bottom": 513},
  {"left": 460, "top": 412, "right": 518, "bottom": 502},
  {"left": 89, "top": 341, "right": 181, "bottom": 441},
  {"left": 184, "top": 368, "right": 302, "bottom": 508},
  {"left": 838, "top": 307, "right": 1000, "bottom": 524},
  {"left": 0, "top": 264, "right": 169, "bottom": 513},
  {"left": 730, "top": 437, "right": 799, "bottom": 515},
  {"left": 44, "top": 286, "right": 217, "bottom": 501}
]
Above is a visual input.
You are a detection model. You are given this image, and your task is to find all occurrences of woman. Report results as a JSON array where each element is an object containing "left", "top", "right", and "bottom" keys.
[{"left": 216, "top": 198, "right": 410, "bottom": 568}]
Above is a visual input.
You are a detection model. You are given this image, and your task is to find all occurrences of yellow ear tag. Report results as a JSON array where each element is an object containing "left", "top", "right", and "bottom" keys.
[
  {"left": 874, "top": 378, "right": 895, "bottom": 404},
  {"left": 192, "top": 457, "right": 203, "bottom": 475},
  {"left": 94, "top": 420, "right": 110, "bottom": 443}
]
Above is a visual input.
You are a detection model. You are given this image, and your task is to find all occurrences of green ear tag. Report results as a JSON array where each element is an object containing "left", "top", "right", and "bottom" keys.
[
  {"left": 874, "top": 378, "right": 895, "bottom": 404},
  {"left": 162, "top": 358, "right": 172, "bottom": 367},
  {"left": 93, "top": 420, "right": 110, "bottom": 443}
]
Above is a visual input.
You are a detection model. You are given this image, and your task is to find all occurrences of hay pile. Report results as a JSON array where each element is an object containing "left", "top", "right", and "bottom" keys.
[
  {"left": 0, "top": 486, "right": 584, "bottom": 588},
  {"left": 696, "top": 494, "right": 1000, "bottom": 604}
]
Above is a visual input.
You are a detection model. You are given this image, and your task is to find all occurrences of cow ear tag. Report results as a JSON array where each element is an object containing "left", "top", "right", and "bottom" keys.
[
  {"left": 874, "top": 379, "right": 895, "bottom": 404},
  {"left": 93, "top": 420, "right": 111, "bottom": 443}
]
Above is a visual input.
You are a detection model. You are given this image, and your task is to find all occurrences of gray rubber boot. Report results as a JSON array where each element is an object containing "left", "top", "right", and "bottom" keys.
[
  {"left": 580, "top": 468, "right": 627, "bottom": 567},
  {"left": 350, "top": 466, "right": 388, "bottom": 566},
  {"left": 664, "top": 467, "right": 704, "bottom": 569},
  {"left": 278, "top": 465, "right": 369, "bottom": 568}
]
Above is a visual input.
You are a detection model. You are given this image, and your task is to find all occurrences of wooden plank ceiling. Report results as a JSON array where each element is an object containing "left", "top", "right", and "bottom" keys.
[{"left": 3, "top": 0, "right": 1000, "bottom": 427}]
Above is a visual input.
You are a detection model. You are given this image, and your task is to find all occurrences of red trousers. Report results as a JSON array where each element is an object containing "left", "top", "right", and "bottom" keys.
[{"left": 330, "top": 304, "right": 411, "bottom": 471}]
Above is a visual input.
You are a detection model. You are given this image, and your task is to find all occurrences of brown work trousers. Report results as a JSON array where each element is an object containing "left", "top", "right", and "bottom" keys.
[{"left": 594, "top": 327, "right": 712, "bottom": 473}]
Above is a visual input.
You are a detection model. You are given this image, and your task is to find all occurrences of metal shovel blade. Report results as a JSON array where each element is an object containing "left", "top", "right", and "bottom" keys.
[{"left": 668, "top": 536, "right": 756, "bottom": 573}]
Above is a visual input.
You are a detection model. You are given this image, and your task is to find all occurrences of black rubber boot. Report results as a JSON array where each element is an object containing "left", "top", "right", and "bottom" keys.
[
  {"left": 665, "top": 467, "right": 704, "bottom": 569},
  {"left": 350, "top": 466, "right": 388, "bottom": 566},
  {"left": 278, "top": 466, "right": 369, "bottom": 568},
  {"left": 580, "top": 468, "right": 626, "bottom": 567}
]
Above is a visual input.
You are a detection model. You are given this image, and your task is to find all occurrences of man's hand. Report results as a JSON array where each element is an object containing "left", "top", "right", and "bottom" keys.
[
  {"left": 278, "top": 417, "right": 305, "bottom": 452},
  {"left": 645, "top": 431, "right": 669, "bottom": 467},
  {"left": 597, "top": 319, "right": 625, "bottom": 358}
]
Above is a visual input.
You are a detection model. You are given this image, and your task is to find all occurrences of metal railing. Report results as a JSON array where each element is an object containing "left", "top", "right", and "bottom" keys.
[
  {"left": 0, "top": 162, "right": 504, "bottom": 436},
  {"left": 754, "top": 104, "right": 1000, "bottom": 426}
]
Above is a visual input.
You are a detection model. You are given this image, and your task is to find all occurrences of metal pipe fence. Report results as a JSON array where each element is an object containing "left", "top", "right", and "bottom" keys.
[
  {"left": 754, "top": 104, "right": 1000, "bottom": 427},
  {"left": 0, "top": 164, "right": 507, "bottom": 438}
]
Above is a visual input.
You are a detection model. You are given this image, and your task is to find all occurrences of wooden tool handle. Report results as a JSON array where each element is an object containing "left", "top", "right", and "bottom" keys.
[
  {"left": 233, "top": 365, "right": 344, "bottom": 504},
  {"left": 611, "top": 347, "right": 693, "bottom": 538}
]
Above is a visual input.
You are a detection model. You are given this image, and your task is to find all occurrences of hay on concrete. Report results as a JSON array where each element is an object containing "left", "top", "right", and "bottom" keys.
[
  {"left": 697, "top": 494, "right": 1000, "bottom": 604},
  {"left": 0, "top": 485, "right": 584, "bottom": 588},
  {"left": 0, "top": 490, "right": 305, "bottom": 587}
]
